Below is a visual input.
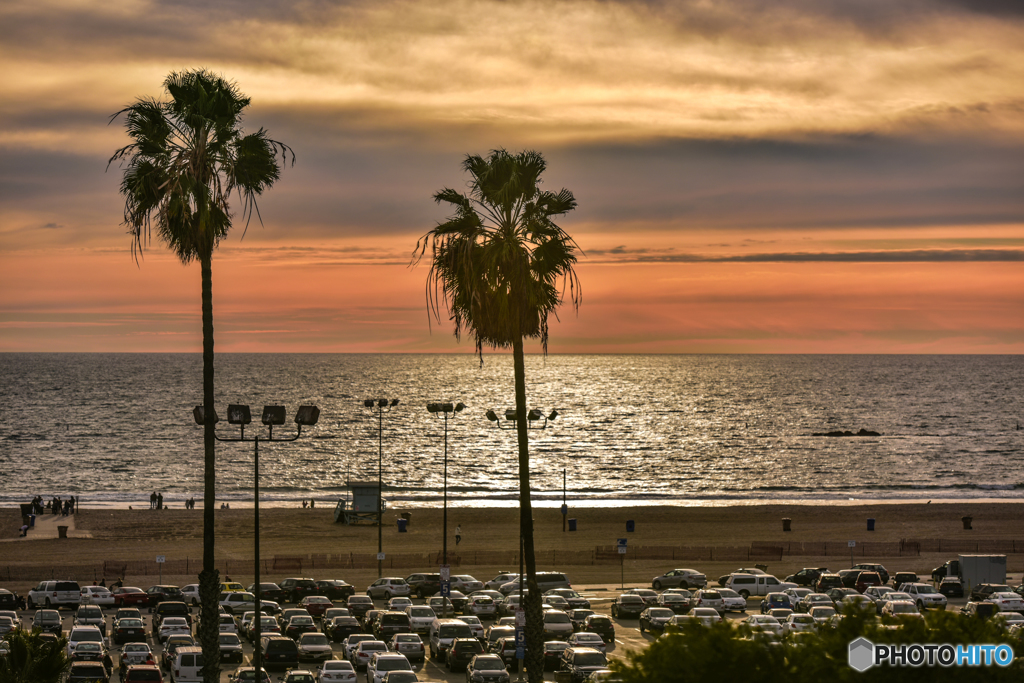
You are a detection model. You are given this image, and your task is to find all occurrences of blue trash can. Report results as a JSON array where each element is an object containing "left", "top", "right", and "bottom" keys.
[
  {"left": 28, "top": 514, "right": 35, "bottom": 527},
  {"left": 867, "top": 518, "right": 875, "bottom": 531},
  {"left": 397, "top": 518, "right": 408, "bottom": 533},
  {"left": 626, "top": 520, "right": 635, "bottom": 533},
  {"left": 567, "top": 518, "right": 577, "bottom": 531}
]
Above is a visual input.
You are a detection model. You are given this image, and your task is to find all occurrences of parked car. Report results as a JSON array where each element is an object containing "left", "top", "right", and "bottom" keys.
[
  {"left": 873, "top": 592, "right": 913, "bottom": 616},
  {"left": 67, "top": 661, "right": 111, "bottom": 683},
  {"left": 987, "top": 592, "right": 1024, "bottom": 613},
  {"left": 248, "top": 583, "right": 286, "bottom": 603},
  {"left": 743, "top": 614, "right": 783, "bottom": 636},
  {"left": 145, "top": 585, "right": 183, "bottom": 608},
  {"left": 559, "top": 646, "right": 608, "bottom": 683},
  {"left": 498, "top": 572, "right": 571, "bottom": 596},
  {"left": 467, "top": 653, "right": 511, "bottom": 682},
  {"left": 890, "top": 572, "right": 918, "bottom": 588},
  {"left": 544, "top": 589, "right": 591, "bottom": 610},
  {"left": 782, "top": 613, "right": 816, "bottom": 634},
  {"left": 582, "top": 615, "right": 615, "bottom": 643},
  {"left": 404, "top": 605, "right": 437, "bottom": 635},
  {"left": 350, "top": 640, "right": 388, "bottom": 670},
  {"left": 784, "top": 568, "right": 829, "bottom": 587},
  {"left": 961, "top": 601, "right": 999, "bottom": 620},
  {"left": 938, "top": 576, "right": 964, "bottom": 598},
  {"left": 281, "top": 670, "right": 317, "bottom": 683},
  {"left": 151, "top": 601, "right": 192, "bottom": 636},
  {"left": 326, "top": 616, "right": 362, "bottom": 642},
  {"left": 902, "top": 583, "right": 948, "bottom": 611},
  {"left": 451, "top": 575, "right": 485, "bottom": 593},
  {"left": 863, "top": 586, "right": 894, "bottom": 604},
  {"left": 543, "top": 641, "right": 571, "bottom": 671},
  {"left": 219, "top": 632, "right": 244, "bottom": 663},
  {"left": 854, "top": 572, "right": 884, "bottom": 594},
  {"left": 342, "top": 634, "right": 377, "bottom": 661},
  {"left": 365, "top": 652, "right": 412, "bottom": 683},
  {"left": 280, "top": 579, "right": 320, "bottom": 604},
  {"left": 724, "top": 574, "right": 787, "bottom": 599},
  {"left": 691, "top": 590, "right": 725, "bottom": 613},
  {"left": 113, "top": 617, "right": 147, "bottom": 644},
  {"left": 970, "top": 584, "right": 1013, "bottom": 602},
  {"left": 808, "top": 606, "right": 839, "bottom": 627},
  {"left": 388, "top": 633, "right": 425, "bottom": 663},
  {"left": 299, "top": 596, "right": 335, "bottom": 617},
  {"left": 284, "top": 615, "right": 319, "bottom": 639},
  {"left": 66, "top": 625, "right": 105, "bottom": 657},
  {"left": 759, "top": 593, "right": 791, "bottom": 614},
  {"left": 651, "top": 568, "right": 707, "bottom": 590},
  {"left": 297, "top": 632, "right": 334, "bottom": 663},
  {"left": 346, "top": 596, "right": 375, "bottom": 620},
  {"left": 317, "top": 660, "right": 357, "bottom": 683},
  {"left": 33, "top": 609, "right": 63, "bottom": 635},
  {"left": 227, "top": 667, "right": 270, "bottom": 683},
  {"left": 484, "top": 573, "right": 519, "bottom": 591},
  {"left": 851, "top": 564, "right": 889, "bottom": 584},
  {"left": 568, "top": 609, "right": 596, "bottom": 631},
  {"left": 880, "top": 600, "right": 922, "bottom": 621},
  {"left": 445, "top": 637, "right": 485, "bottom": 671},
  {"left": 28, "top": 580, "right": 82, "bottom": 610},
  {"left": 372, "top": 611, "right": 413, "bottom": 642},
  {"left": 81, "top": 586, "right": 115, "bottom": 607},
  {"left": 158, "top": 617, "right": 191, "bottom": 642},
  {"left": 638, "top": 607, "right": 675, "bottom": 634},
  {"left": 261, "top": 634, "right": 300, "bottom": 670},
  {"left": 542, "top": 609, "right": 574, "bottom": 640},
  {"left": 814, "top": 574, "right": 844, "bottom": 593},
  {"left": 181, "top": 585, "right": 201, "bottom": 606},
  {"left": 404, "top": 573, "right": 442, "bottom": 599},
  {"left": 459, "top": 615, "right": 486, "bottom": 640},
  {"left": 220, "top": 592, "right": 257, "bottom": 615},
  {"left": 112, "top": 587, "right": 150, "bottom": 608},
  {"left": 366, "top": 578, "right": 411, "bottom": 601},
  {"left": 610, "top": 595, "right": 645, "bottom": 619},
  {"left": 315, "top": 581, "right": 354, "bottom": 601}
]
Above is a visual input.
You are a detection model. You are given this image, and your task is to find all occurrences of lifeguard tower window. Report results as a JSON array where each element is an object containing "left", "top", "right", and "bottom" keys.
[{"left": 335, "top": 480, "right": 386, "bottom": 525}]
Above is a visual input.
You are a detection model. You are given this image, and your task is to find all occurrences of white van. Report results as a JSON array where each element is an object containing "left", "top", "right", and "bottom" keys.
[
  {"left": 171, "top": 646, "right": 204, "bottom": 683},
  {"left": 724, "top": 573, "right": 786, "bottom": 598},
  {"left": 427, "top": 618, "right": 473, "bottom": 660}
]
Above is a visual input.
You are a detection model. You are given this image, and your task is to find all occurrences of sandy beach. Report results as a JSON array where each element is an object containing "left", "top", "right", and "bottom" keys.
[{"left": 3, "top": 502, "right": 1022, "bottom": 594}]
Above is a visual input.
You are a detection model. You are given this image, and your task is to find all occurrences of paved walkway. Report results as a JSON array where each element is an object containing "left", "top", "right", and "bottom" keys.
[{"left": 2, "top": 510, "right": 93, "bottom": 542}]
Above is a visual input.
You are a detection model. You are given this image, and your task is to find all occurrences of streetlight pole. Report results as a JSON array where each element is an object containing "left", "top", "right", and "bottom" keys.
[
  {"left": 485, "top": 407, "right": 558, "bottom": 683},
  {"left": 193, "top": 403, "right": 320, "bottom": 676},
  {"left": 426, "top": 402, "right": 465, "bottom": 568},
  {"left": 364, "top": 398, "right": 398, "bottom": 578}
]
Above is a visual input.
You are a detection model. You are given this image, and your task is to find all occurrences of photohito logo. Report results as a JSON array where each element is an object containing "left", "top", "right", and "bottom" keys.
[{"left": 848, "top": 637, "right": 1014, "bottom": 671}]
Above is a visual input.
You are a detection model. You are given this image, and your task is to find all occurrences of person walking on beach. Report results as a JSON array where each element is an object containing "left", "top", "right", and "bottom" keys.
[
  {"left": 150, "top": 491, "right": 157, "bottom": 509},
  {"left": 455, "top": 524, "right": 462, "bottom": 546},
  {"left": 156, "top": 492, "right": 163, "bottom": 510}
]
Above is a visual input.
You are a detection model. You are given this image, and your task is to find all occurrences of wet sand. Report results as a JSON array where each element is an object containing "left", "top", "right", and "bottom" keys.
[{"left": 2, "top": 502, "right": 1021, "bottom": 593}]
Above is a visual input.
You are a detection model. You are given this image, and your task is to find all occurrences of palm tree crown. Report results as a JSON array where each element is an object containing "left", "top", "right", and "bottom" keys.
[
  {"left": 415, "top": 148, "right": 582, "bottom": 356},
  {"left": 109, "top": 68, "right": 292, "bottom": 262}
]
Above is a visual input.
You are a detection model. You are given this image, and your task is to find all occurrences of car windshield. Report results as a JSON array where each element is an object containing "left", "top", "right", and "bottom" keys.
[
  {"left": 219, "top": 635, "right": 239, "bottom": 645},
  {"left": 292, "top": 617, "right": 313, "bottom": 625},
  {"left": 792, "top": 616, "right": 813, "bottom": 623},
  {"left": 545, "top": 612, "right": 570, "bottom": 623},
  {"left": 410, "top": 607, "right": 433, "bottom": 617},
  {"left": 812, "top": 608, "right": 836, "bottom": 617},
  {"left": 125, "top": 644, "right": 150, "bottom": 653},
  {"left": 890, "top": 603, "right": 917, "bottom": 613},
  {"left": 74, "top": 630, "right": 103, "bottom": 642},
  {"left": 575, "top": 653, "right": 607, "bottom": 666},
  {"left": 303, "top": 635, "right": 329, "bottom": 645},
  {"left": 120, "top": 619, "right": 143, "bottom": 627},
  {"left": 350, "top": 597, "right": 372, "bottom": 605},
  {"left": 325, "top": 662, "right": 352, "bottom": 671},
  {"left": 475, "top": 658, "right": 505, "bottom": 670},
  {"left": 378, "top": 657, "right": 410, "bottom": 671},
  {"left": 648, "top": 609, "right": 674, "bottom": 618}
]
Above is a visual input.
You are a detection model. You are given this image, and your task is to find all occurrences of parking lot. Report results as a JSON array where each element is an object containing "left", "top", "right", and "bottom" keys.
[{"left": 5, "top": 582, "right": 985, "bottom": 683}]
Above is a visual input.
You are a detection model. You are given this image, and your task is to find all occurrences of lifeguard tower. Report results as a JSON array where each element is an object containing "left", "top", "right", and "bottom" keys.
[{"left": 334, "top": 480, "right": 385, "bottom": 525}]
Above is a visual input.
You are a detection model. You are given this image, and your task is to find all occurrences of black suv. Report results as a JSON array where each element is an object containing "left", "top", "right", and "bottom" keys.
[
  {"left": 814, "top": 574, "right": 844, "bottom": 592},
  {"left": 851, "top": 564, "right": 889, "bottom": 584},
  {"left": 405, "top": 573, "right": 441, "bottom": 599},
  {"left": 260, "top": 635, "right": 299, "bottom": 670},
  {"left": 372, "top": 611, "right": 412, "bottom": 642},
  {"left": 560, "top": 647, "right": 608, "bottom": 683},
  {"left": 785, "top": 568, "right": 828, "bottom": 587},
  {"left": 446, "top": 637, "right": 485, "bottom": 672},
  {"left": 248, "top": 583, "right": 286, "bottom": 603},
  {"left": 314, "top": 580, "right": 354, "bottom": 601},
  {"left": 278, "top": 579, "right": 318, "bottom": 604}
]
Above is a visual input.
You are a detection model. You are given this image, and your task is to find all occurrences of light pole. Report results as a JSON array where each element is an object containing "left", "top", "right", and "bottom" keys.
[
  {"left": 364, "top": 398, "right": 398, "bottom": 578},
  {"left": 485, "top": 407, "right": 557, "bottom": 683},
  {"left": 426, "top": 402, "right": 465, "bottom": 570},
  {"left": 192, "top": 403, "right": 319, "bottom": 676}
]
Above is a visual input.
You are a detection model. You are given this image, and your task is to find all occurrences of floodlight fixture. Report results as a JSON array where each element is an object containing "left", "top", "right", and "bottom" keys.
[
  {"left": 505, "top": 409, "right": 517, "bottom": 421},
  {"left": 295, "top": 405, "right": 320, "bottom": 426},
  {"left": 193, "top": 406, "right": 219, "bottom": 425},
  {"left": 427, "top": 403, "right": 439, "bottom": 414},
  {"left": 262, "top": 406, "right": 286, "bottom": 426},
  {"left": 485, "top": 410, "right": 498, "bottom": 422},
  {"left": 455, "top": 402, "right": 466, "bottom": 413},
  {"left": 364, "top": 399, "right": 375, "bottom": 408},
  {"left": 390, "top": 399, "right": 400, "bottom": 407},
  {"left": 228, "top": 404, "right": 252, "bottom": 425},
  {"left": 549, "top": 410, "right": 559, "bottom": 421},
  {"left": 527, "top": 409, "right": 543, "bottom": 421}
]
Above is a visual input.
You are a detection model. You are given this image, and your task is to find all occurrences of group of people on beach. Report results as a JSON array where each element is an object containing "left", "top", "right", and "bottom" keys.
[{"left": 30, "top": 494, "right": 76, "bottom": 516}]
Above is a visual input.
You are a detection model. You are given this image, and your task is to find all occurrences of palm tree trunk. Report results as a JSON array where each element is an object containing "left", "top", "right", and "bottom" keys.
[
  {"left": 512, "top": 336, "right": 543, "bottom": 682},
  {"left": 198, "top": 251, "right": 220, "bottom": 683}
]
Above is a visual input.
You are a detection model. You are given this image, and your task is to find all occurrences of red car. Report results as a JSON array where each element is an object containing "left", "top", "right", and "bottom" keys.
[
  {"left": 298, "top": 596, "right": 334, "bottom": 617},
  {"left": 112, "top": 588, "right": 150, "bottom": 607}
]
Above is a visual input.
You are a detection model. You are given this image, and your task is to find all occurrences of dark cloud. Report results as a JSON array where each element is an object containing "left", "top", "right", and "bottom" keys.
[{"left": 40, "top": 222, "right": 62, "bottom": 229}]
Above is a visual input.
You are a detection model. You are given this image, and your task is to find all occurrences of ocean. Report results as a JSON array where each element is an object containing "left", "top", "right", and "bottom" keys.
[{"left": 0, "top": 353, "right": 1021, "bottom": 509}]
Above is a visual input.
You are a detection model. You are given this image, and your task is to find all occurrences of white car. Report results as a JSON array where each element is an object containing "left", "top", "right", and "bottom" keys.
[
  {"left": 651, "top": 568, "right": 708, "bottom": 591},
  {"left": 365, "top": 651, "right": 412, "bottom": 683},
  {"left": 405, "top": 605, "right": 436, "bottom": 635},
  {"left": 901, "top": 583, "right": 947, "bottom": 611},
  {"left": 690, "top": 590, "right": 725, "bottom": 613},
  {"left": 880, "top": 600, "right": 923, "bottom": 620},
  {"left": 864, "top": 586, "right": 894, "bottom": 604},
  {"left": 66, "top": 626, "right": 105, "bottom": 657},
  {"left": 343, "top": 634, "right": 377, "bottom": 661},
  {"left": 351, "top": 640, "right": 388, "bottom": 670},
  {"left": 808, "top": 606, "right": 839, "bottom": 626},
  {"left": 386, "top": 597, "right": 412, "bottom": 612},
  {"left": 182, "top": 584, "right": 201, "bottom": 606},
  {"left": 451, "top": 575, "right": 484, "bottom": 593},
  {"left": 366, "top": 578, "right": 410, "bottom": 601},
  {"left": 0, "top": 617, "right": 17, "bottom": 637},
  {"left": 993, "top": 612, "right": 1024, "bottom": 630},
  {"left": 459, "top": 615, "right": 485, "bottom": 639},
  {"left": 542, "top": 610, "right": 574, "bottom": 639},
  {"left": 782, "top": 614, "right": 816, "bottom": 634},
  {"left": 318, "top": 659, "right": 357, "bottom": 683},
  {"left": 465, "top": 596, "right": 497, "bottom": 618},
  {"left": 782, "top": 588, "right": 811, "bottom": 610},
  {"left": 219, "top": 614, "right": 239, "bottom": 634},
  {"left": 744, "top": 615, "right": 783, "bottom": 636},
  {"left": 158, "top": 617, "right": 191, "bottom": 642},
  {"left": 874, "top": 592, "right": 914, "bottom": 616},
  {"left": 566, "top": 632, "right": 607, "bottom": 653},
  {"left": 988, "top": 593, "right": 1024, "bottom": 613},
  {"left": 119, "top": 642, "right": 153, "bottom": 667},
  {"left": 716, "top": 588, "right": 747, "bottom": 612},
  {"left": 80, "top": 586, "right": 114, "bottom": 607},
  {"left": 687, "top": 608, "right": 722, "bottom": 626},
  {"left": 484, "top": 573, "right": 519, "bottom": 591}
]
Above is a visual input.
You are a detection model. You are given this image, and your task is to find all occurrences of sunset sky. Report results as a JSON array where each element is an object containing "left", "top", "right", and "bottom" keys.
[{"left": 1, "top": 0, "right": 1022, "bottom": 353}]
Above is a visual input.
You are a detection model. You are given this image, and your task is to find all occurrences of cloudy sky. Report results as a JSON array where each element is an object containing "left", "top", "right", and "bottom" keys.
[{"left": 1, "top": 0, "right": 1022, "bottom": 353}]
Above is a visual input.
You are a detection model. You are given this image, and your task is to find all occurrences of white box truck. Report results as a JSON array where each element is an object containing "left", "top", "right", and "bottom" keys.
[{"left": 958, "top": 555, "right": 1006, "bottom": 594}]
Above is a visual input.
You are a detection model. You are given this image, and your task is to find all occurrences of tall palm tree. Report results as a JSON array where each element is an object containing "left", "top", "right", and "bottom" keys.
[
  {"left": 415, "top": 148, "right": 581, "bottom": 682},
  {"left": 0, "top": 629, "right": 69, "bottom": 683},
  {"left": 109, "top": 69, "right": 293, "bottom": 683}
]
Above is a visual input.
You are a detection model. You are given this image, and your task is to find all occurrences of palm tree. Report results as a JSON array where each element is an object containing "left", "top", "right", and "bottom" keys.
[
  {"left": 109, "top": 69, "right": 293, "bottom": 683},
  {"left": 415, "top": 148, "right": 581, "bottom": 682},
  {"left": 0, "top": 629, "right": 69, "bottom": 683}
]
